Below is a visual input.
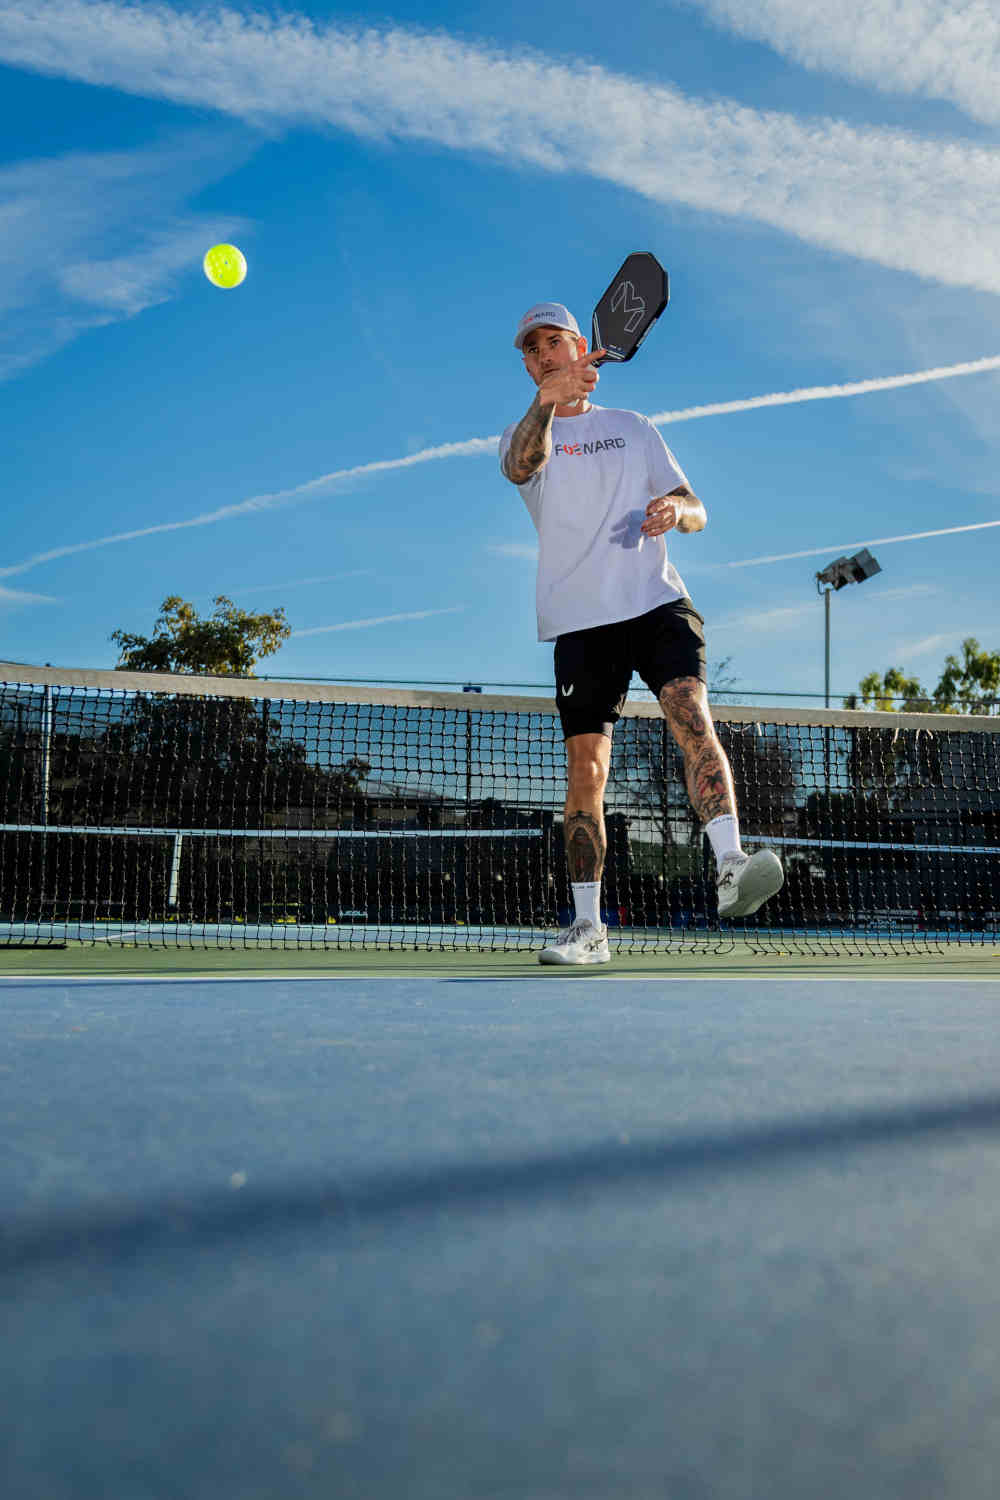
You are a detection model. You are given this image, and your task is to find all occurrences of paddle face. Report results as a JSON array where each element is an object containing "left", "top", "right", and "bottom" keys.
[{"left": 591, "top": 252, "right": 669, "bottom": 365}]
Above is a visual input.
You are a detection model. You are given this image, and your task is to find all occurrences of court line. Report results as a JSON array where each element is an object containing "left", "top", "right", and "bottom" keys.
[{"left": 1, "top": 972, "right": 998, "bottom": 984}]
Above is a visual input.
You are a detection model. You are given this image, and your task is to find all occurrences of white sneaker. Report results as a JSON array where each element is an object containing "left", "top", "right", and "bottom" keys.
[
  {"left": 716, "top": 849, "right": 784, "bottom": 919},
  {"left": 538, "top": 918, "right": 611, "bottom": 966}
]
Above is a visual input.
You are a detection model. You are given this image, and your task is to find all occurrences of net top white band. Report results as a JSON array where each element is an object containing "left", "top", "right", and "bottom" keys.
[{"left": 1, "top": 660, "right": 998, "bottom": 733}]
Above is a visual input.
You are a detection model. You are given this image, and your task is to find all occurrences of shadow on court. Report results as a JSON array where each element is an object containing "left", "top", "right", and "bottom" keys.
[{"left": 8, "top": 1086, "right": 1000, "bottom": 1277}]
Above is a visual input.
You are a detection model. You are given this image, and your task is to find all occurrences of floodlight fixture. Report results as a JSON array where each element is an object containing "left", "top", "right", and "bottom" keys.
[
  {"left": 816, "top": 548, "right": 882, "bottom": 593},
  {"left": 814, "top": 549, "right": 882, "bottom": 706},
  {"left": 849, "top": 548, "right": 882, "bottom": 583}
]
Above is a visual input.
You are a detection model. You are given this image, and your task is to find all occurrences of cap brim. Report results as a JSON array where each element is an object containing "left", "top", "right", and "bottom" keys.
[{"left": 515, "top": 321, "right": 577, "bottom": 351}]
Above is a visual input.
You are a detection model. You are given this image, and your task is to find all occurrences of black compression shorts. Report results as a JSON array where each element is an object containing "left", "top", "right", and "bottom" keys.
[{"left": 553, "top": 596, "right": 707, "bottom": 739}]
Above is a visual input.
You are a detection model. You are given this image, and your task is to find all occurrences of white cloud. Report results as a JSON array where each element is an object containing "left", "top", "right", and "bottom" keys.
[
  {"left": 4, "top": 3, "right": 1000, "bottom": 295},
  {"left": 487, "top": 542, "right": 538, "bottom": 561},
  {"left": 685, "top": 0, "right": 1000, "bottom": 127},
  {"left": 235, "top": 571, "right": 374, "bottom": 596},
  {"left": 714, "top": 583, "right": 938, "bottom": 637},
  {"left": 858, "top": 584, "right": 936, "bottom": 605},
  {"left": 712, "top": 602, "right": 816, "bottom": 636},
  {"left": 0, "top": 132, "right": 253, "bottom": 377},
  {"left": 291, "top": 606, "right": 465, "bottom": 636},
  {"left": 891, "top": 632, "right": 958, "bottom": 660},
  {"left": 0, "top": 583, "right": 56, "bottom": 604}
]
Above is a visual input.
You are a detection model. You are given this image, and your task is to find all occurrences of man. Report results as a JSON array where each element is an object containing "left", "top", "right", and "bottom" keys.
[{"left": 499, "top": 301, "right": 783, "bottom": 965}]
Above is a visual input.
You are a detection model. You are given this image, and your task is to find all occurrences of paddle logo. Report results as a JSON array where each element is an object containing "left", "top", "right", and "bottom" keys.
[{"left": 610, "top": 279, "right": 646, "bottom": 334}]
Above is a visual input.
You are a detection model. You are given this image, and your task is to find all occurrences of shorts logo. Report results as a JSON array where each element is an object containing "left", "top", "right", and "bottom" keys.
[
  {"left": 560, "top": 683, "right": 574, "bottom": 697},
  {"left": 554, "top": 438, "right": 627, "bottom": 456}
]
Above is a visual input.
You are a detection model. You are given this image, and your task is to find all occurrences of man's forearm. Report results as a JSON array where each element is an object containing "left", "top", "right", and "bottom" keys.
[
  {"left": 671, "top": 486, "right": 707, "bottom": 533},
  {"left": 502, "top": 395, "right": 555, "bottom": 485}
]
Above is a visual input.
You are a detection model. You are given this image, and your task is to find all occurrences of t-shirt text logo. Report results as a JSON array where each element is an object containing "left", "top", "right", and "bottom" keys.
[{"left": 554, "top": 438, "right": 627, "bottom": 456}]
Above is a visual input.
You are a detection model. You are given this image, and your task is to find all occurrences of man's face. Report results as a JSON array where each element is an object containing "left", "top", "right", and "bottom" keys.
[{"left": 521, "top": 326, "right": 587, "bottom": 386}]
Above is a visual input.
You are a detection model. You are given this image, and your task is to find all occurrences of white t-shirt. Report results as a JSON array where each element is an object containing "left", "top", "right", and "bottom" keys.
[{"left": 499, "top": 404, "right": 691, "bottom": 642}]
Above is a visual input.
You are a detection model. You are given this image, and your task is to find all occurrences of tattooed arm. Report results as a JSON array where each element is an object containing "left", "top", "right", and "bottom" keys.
[{"left": 501, "top": 393, "right": 556, "bottom": 486}]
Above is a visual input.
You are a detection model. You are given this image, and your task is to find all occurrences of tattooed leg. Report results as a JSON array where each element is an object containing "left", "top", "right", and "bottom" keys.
[
  {"left": 659, "top": 677, "right": 737, "bottom": 824},
  {"left": 566, "top": 809, "right": 606, "bottom": 882},
  {"left": 564, "top": 733, "right": 610, "bottom": 882}
]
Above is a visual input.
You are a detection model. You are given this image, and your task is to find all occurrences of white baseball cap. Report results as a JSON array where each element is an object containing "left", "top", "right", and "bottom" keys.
[{"left": 514, "top": 302, "right": 581, "bottom": 351}]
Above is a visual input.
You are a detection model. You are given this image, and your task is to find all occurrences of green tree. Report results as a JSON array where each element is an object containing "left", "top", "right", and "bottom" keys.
[
  {"left": 111, "top": 595, "right": 290, "bottom": 677},
  {"left": 845, "top": 668, "right": 932, "bottom": 713},
  {"left": 847, "top": 640, "right": 1000, "bottom": 716},
  {"left": 101, "top": 593, "right": 370, "bottom": 832},
  {"left": 932, "top": 638, "right": 1000, "bottom": 716}
]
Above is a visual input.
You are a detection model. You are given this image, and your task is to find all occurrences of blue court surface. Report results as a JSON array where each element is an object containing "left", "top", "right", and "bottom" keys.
[{"left": 5, "top": 957, "right": 1000, "bottom": 1498}]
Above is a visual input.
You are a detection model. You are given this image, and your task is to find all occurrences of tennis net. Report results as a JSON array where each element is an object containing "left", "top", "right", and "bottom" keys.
[{"left": 1, "top": 661, "right": 998, "bottom": 953}]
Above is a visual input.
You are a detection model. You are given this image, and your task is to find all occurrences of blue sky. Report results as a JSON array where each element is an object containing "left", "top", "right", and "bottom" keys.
[{"left": 1, "top": 0, "right": 999, "bottom": 705}]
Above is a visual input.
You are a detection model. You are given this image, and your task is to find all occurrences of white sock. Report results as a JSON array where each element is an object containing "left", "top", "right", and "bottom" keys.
[
  {"left": 571, "top": 881, "right": 602, "bottom": 928},
  {"left": 705, "top": 814, "right": 742, "bottom": 864}
]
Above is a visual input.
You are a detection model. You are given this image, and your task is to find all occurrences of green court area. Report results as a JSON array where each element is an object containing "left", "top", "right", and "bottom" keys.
[{"left": 4, "top": 938, "right": 999, "bottom": 980}]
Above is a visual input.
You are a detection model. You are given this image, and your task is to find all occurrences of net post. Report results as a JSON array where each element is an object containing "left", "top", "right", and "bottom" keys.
[
  {"left": 465, "top": 709, "right": 473, "bottom": 812},
  {"left": 823, "top": 593, "right": 832, "bottom": 798},
  {"left": 168, "top": 834, "right": 184, "bottom": 909},
  {"left": 40, "top": 684, "right": 52, "bottom": 826},
  {"left": 660, "top": 716, "right": 670, "bottom": 893}
]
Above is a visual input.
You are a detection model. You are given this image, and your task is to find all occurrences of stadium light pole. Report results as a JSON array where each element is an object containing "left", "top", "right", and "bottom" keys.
[{"left": 815, "top": 549, "right": 882, "bottom": 707}]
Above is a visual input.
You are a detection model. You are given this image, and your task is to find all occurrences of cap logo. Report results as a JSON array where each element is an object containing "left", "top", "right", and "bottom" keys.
[{"left": 514, "top": 302, "right": 580, "bottom": 349}]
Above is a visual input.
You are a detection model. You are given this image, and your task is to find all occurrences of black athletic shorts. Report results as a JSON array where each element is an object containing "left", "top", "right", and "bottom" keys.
[{"left": 553, "top": 596, "right": 707, "bottom": 739}]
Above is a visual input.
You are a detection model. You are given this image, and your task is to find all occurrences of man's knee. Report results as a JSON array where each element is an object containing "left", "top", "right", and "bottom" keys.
[
  {"left": 566, "top": 735, "right": 610, "bottom": 799},
  {"left": 568, "top": 757, "right": 609, "bottom": 799},
  {"left": 659, "top": 676, "right": 712, "bottom": 743},
  {"left": 659, "top": 674, "right": 705, "bottom": 711}
]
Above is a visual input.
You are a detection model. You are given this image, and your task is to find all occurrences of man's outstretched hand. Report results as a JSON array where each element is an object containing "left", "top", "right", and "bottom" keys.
[{"left": 537, "top": 350, "right": 605, "bottom": 409}]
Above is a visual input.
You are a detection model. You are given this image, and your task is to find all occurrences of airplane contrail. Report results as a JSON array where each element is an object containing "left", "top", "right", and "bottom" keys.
[
  {"left": 648, "top": 353, "right": 1000, "bottom": 424},
  {"left": 0, "top": 438, "right": 500, "bottom": 580},
  {"left": 291, "top": 606, "right": 464, "bottom": 636},
  {"left": 2, "top": 354, "right": 998, "bottom": 580},
  {"left": 723, "top": 518, "right": 1000, "bottom": 568}
]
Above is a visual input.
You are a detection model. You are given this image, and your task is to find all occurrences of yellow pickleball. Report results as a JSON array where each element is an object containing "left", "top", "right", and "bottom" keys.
[{"left": 203, "top": 244, "right": 247, "bottom": 289}]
